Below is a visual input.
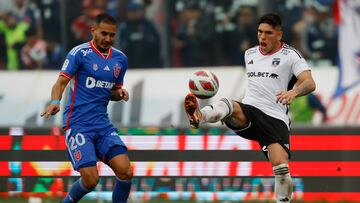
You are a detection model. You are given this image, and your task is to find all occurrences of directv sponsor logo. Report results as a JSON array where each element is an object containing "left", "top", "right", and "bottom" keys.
[
  {"left": 85, "top": 77, "right": 115, "bottom": 89},
  {"left": 247, "top": 72, "right": 279, "bottom": 79},
  {"left": 81, "top": 49, "right": 93, "bottom": 56}
]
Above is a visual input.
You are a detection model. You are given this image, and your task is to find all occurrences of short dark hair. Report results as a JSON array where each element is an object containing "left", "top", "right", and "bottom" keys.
[
  {"left": 95, "top": 13, "right": 117, "bottom": 26},
  {"left": 258, "top": 13, "right": 282, "bottom": 29}
]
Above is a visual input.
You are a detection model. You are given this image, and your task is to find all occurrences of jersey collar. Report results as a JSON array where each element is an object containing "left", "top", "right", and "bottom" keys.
[{"left": 90, "top": 40, "right": 112, "bottom": 59}]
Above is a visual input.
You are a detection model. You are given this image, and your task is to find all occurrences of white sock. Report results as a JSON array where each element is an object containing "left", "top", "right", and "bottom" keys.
[
  {"left": 200, "top": 98, "right": 233, "bottom": 123},
  {"left": 273, "top": 163, "right": 292, "bottom": 203}
]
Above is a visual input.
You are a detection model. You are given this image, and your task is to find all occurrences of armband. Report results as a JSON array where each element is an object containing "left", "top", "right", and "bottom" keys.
[{"left": 50, "top": 99, "right": 61, "bottom": 105}]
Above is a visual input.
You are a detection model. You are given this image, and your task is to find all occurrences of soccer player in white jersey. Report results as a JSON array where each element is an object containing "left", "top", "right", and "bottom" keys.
[{"left": 184, "top": 13, "right": 316, "bottom": 202}]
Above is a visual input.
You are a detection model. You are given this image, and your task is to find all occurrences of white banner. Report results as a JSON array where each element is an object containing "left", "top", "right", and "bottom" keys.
[
  {"left": 337, "top": 0, "right": 360, "bottom": 95},
  {"left": 0, "top": 67, "right": 246, "bottom": 127},
  {"left": 0, "top": 67, "right": 359, "bottom": 126}
]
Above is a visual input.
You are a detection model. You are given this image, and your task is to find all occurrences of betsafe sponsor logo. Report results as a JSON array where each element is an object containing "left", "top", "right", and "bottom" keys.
[{"left": 85, "top": 77, "right": 115, "bottom": 89}]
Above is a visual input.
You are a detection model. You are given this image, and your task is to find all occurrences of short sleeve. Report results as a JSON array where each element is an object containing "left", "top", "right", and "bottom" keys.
[
  {"left": 115, "top": 56, "right": 128, "bottom": 87},
  {"left": 59, "top": 51, "right": 81, "bottom": 79},
  {"left": 291, "top": 52, "right": 310, "bottom": 77}
]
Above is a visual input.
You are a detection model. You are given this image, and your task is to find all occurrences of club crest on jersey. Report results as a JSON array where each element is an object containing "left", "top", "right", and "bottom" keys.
[
  {"left": 114, "top": 64, "right": 121, "bottom": 78},
  {"left": 74, "top": 150, "right": 82, "bottom": 161},
  {"left": 93, "top": 64, "right": 98, "bottom": 71},
  {"left": 272, "top": 58, "right": 281, "bottom": 67}
]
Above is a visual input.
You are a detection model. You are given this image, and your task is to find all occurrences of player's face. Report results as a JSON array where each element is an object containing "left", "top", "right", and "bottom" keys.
[
  {"left": 91, "top": 22, "right": 117, "bottom": 52},
  {"left": 257, "top": 23, "right": 282, "bottom": 54}
]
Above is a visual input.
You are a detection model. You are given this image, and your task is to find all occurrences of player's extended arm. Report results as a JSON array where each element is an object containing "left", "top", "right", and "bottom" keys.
[
  {"left": 40, "top": 75, "right": 70, "bottom": 118},
  {"left": 110, "top": 86, "right": 129, "bottom": 101},
  {"left": 276, "top": 70, "right": 316, "bottom": 105}
]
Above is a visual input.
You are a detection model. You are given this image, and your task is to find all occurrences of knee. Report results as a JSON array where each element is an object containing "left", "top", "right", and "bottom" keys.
[
  {"left": 271, "top": 159, "right": 289, "bottom": 167},
  {"left": 270, "top": 154, "right": 289, "bottom": 166},
  {"left": 230, "top": 101, "right": 248, "bottom": 124},
  {"left": 115, "top": 168, "right": 133, "bottom": 180},
  {"left": 81, "top": 173, "right": 99, "bottom": 189}
]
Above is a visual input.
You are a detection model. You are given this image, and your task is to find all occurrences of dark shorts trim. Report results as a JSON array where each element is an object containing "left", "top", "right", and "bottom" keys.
[
  {"left": 104, "top": 145, "right": 128, "bottom": 164},
  {"left": 225, "top": 102, "right": 291, "bottom": 159}
]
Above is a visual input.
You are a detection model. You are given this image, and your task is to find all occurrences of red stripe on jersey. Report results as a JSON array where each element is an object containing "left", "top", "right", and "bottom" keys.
[
  {"left": 106, "top": 48, "right": 112, "bottom": 59},
  {"left": 115, "top": 84, "right": 123, "bottom": 88},
  {"left": 65, "top": 75, "right": 78, "bottom": 130},
  {"left": 90, "top": 40, "right": 112, "bottom": 59},
  {"left": 59, "top": 72, "right": 72, "bottom": 79},
  {"left": 90, "top": 40, "right": 104, "bottom": 59}
]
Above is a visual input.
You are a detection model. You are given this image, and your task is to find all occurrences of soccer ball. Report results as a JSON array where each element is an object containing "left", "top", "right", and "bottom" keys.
[{"left": 188, "top": 70, "right": 219, "bottom": 99}]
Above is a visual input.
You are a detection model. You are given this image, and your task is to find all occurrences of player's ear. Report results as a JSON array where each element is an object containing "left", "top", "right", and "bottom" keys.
[
  {"left": 90, "top": 25, "right": 97, "bottom": 35},
  {"left": 277, "top": 30, "right": 283, "bottom": 41}
]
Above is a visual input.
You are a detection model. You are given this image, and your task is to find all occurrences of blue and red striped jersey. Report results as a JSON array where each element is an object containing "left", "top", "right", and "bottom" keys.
[{"left": 59, "top": 41, "right": 128, "bottom": 130}]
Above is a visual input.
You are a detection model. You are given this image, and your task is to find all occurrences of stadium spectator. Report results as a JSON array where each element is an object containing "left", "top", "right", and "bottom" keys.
[
  {"left": 298, "top": 2, "right": 337, "bottom": 65},
  {"left": 9, "top": 0, "right": 42, "bottom": 35},
  {"left": 21, "top": 28, "right": 47, "bottom": 69},
  {"left": 172, "top": 1, "right": 216, "bottom": 67},
  {"left": 37, "top": 0, "right": 62, "bottom": 43},
  {"left": 41, "top": 13, "right": 133, "bottom": 203},
  {"left": 184, "top": 13, "right": 316, "bottom": 203},
  {"left": 71, "top": 7, "right": 103, "bottom": 45},
  {"left": 0, "top": 12, "right": 29, "bottom": 70},
  {"left": 232, "top": 6, "right": 258, "bottom": 66},
  {"left": 44, "top": 36, "right": 63, "bottom": 69},
  {"left": 117, "top": 1, "right": 162, "bottom": 68},
  {"left": 0, "top": 32, "right": 6, "bottom": 69}
]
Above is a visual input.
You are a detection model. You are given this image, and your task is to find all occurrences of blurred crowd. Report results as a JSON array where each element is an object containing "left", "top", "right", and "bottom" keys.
[{"left": 0, "top": 0, "right": 337, "bottom": 70}]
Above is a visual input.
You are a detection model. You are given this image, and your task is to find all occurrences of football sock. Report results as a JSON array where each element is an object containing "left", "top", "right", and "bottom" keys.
[
  {"left": 112, "top": 178, "right": 132, "bottom": 203},
  {"left": 62, "top": 178, "right": 93, "bottom": 203},
  {"left": 200, "top": 98, "right": 233, "bottom": 123},
  {"left": 273, "top": 164, "right": 292, "bottom": 203}
]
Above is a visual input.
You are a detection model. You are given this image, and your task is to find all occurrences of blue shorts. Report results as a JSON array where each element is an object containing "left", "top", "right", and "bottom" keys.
[{"left": 64, "top": 126, "right": 127, "bottom": 170}]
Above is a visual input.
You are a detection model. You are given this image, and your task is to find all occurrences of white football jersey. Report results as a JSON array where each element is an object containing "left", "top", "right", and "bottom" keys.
[{"left": 242, "top": 43, "right": 310, "bottom": 128}]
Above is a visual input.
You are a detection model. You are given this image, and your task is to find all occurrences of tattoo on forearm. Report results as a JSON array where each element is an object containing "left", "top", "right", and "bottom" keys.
[{"left": 294, "top": 80, "right": 313, "bottom": 97}]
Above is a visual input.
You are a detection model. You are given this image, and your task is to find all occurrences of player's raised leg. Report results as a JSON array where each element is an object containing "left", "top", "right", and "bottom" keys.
[{"left": 184, "top": 93, "right": 235, "bottom": 128}]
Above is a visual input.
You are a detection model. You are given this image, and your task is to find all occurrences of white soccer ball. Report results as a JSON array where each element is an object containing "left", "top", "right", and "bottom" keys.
[{"left": 188, "top": 70, "right": 219, "bottom": 99}]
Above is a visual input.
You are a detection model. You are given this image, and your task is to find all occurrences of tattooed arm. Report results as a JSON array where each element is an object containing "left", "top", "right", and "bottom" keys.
[{"left": 276, "top": 70, "right": 316, "bottom": 105}]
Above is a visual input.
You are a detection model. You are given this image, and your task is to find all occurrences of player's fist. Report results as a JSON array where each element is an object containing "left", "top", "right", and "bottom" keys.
[
  {"left": 118, "top": 88, "right": 129, "bottom": 101},
  {"left": 40, "top": 104, "right": 60, "bottom": 118}
]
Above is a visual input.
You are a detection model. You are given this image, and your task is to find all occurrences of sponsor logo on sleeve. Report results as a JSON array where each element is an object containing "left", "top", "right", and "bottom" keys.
[{"left": 61, "top": 59, "right": 69, "bottom": 70}]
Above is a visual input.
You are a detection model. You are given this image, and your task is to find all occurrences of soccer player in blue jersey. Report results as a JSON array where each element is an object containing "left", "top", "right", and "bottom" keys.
[{"left": 41, "top": 13, "right": 132, "bottom": 203}]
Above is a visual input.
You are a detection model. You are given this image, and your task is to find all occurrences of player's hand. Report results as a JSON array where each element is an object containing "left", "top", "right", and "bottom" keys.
[
  {"left": 276, "top": 90, "right": 297, "bottom": 105},
  {"left": 40, "top": 104, "right": 60, "bottom": 118},
  {"left": 118, "top": 88, "right": 129, "bottom": 101}
]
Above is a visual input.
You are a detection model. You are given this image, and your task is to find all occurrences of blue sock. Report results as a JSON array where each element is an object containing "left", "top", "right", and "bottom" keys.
[
  {"left": 112, "top": 179, "right": 132, "bottom": 203},
  {"left": 62, "top": 179, "right": 92, "bottom": 203}
]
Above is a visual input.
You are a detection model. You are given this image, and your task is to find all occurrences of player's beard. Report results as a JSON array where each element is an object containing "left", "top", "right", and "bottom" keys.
[{"left": 94, "top": 38, "right": 112, "bottom": 53}]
